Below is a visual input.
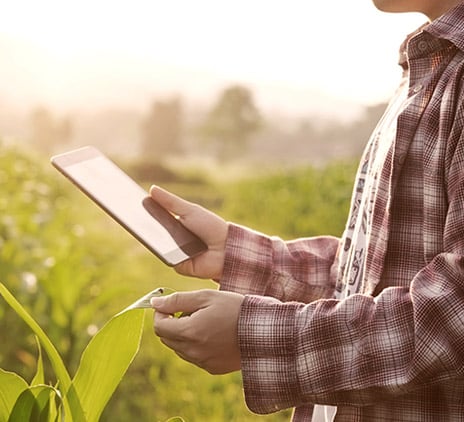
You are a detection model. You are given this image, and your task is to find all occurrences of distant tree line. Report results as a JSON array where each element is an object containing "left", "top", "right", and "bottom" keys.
[
  {"left": 140, "top": 85, "right": 262, "bottom": 163},
  {"left": 25, "top": 84, "right": 387, "bottom": 165}
]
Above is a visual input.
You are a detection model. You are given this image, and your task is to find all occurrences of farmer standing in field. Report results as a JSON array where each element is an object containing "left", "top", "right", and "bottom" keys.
[{"left": 149, "top": 0, "right": 464, "bottom": 420}]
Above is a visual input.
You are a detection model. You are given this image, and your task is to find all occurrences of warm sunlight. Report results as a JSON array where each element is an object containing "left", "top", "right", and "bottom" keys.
[{"left": 2, "top": 0, "right": 424, "bottom": 115}]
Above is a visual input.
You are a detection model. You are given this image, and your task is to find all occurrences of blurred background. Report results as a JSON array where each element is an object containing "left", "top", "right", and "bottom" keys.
[
  {"left": 0, "top": 1, "right": 424, "bottom": 421},
  {"left": 1, "top": 0, "right": 424, "bottom": 165}
]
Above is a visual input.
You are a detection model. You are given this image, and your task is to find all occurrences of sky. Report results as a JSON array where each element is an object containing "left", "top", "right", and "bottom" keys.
[{"left": 1, "top": 0, "right": 426, "bottom": 118}]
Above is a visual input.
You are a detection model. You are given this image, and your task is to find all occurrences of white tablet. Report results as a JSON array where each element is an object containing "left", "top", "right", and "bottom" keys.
[{"left": 51, "top": 146, "right": 207, "bottom": 266}]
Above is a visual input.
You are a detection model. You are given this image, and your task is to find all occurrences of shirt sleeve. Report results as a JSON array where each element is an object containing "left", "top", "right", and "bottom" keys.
[
  {"left": 219, "top": 223, "right": 340, "bottom": 303},
  {"left": 238, "top": 255, "right": 464, "bottom": 414}
]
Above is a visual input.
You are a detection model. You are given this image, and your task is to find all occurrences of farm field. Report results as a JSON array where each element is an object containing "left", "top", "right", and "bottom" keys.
[{"left": 0, "top": 144, "right": 355, "bottom": 421}]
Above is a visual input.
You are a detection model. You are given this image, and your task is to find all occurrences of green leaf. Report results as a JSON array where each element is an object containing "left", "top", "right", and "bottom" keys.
[
  {"left": 31, "top": 337, "right": 45, "bottom": 386},
  {"left": 0, "top": 282, "right": 146, "bottom": 421},
  {"left": 0, "top": 283, "right": 71, "bottom": 391},
  {"left": 71, "top": 309, "right": 145, "bottom": 422},
  {"left": 8, "top": 385, "right": 63, "bottom": 422},
  {"left": 0, "top": 282, "right": 83, "bottom": 420},
  {"left": 0, "top": 369, "right": 28, "bottom": 419}
]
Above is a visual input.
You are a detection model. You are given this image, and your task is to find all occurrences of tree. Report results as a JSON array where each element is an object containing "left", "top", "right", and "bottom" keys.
[
  {"left": 199, "top": 85, "right": 262, "bottom": 161},
  {"left": 141, "top": 97, "right": 183, "bottom": 161}
]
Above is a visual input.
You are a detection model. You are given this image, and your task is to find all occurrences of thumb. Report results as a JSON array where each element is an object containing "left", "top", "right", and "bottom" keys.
[
  {"left": 150, "top": 290, "right": 210, "bottom": 315},
  {"left": 149, "top": 185, "right": 192, "bottom": 218}
]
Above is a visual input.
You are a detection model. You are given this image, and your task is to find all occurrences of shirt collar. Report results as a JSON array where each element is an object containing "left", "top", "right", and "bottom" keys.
[
  {"left": 424, "top": 1, "right": 464, "bottom": 52},
  {"left": 398, "top": 2, "right": 464, "bottom": 67}
]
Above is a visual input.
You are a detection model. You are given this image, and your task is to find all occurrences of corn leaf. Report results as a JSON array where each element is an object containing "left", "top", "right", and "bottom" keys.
[
  {"left": 0, "top": 369, "right": 28, "bottom": 419},
  {"left": 8, "top": 384, "right": 63, "bottom": 422},
  {"left": 31, "top": 337, "right": 44, "bottom": 386},
  {"left": 71, "top": 309, "right": 145, "bottom": 422},
  {"left": 1, "top": 282, "right": 146, "bottom": 421},
  {"left": 0, "top": 282, "right": 82, "bottom": 420}
]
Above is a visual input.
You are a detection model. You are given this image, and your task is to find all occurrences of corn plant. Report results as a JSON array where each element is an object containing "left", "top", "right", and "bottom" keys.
[{"left": 0, "top": 282, "right": 178, "bottom": 422}]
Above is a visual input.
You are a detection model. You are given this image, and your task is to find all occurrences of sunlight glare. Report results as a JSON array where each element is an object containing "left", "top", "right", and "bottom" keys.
[{"left": 0, "top": 1, "right": 425, "bottom": 110}]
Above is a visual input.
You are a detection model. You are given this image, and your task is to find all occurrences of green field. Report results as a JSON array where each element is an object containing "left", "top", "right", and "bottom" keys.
[{"left": 0, "top": 144, "right": 356, "bottom": 421}]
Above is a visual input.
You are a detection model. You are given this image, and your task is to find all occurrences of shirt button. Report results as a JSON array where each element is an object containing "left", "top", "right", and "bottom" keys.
[
  {"left": 418, "top": 40, "right": 428, "bottom": 52},
  {"left": 395, "top": 153, "right": 406, "bottom": 166},
  {"left": 413, "top": 84, "right": 423, "bottom": 93}
]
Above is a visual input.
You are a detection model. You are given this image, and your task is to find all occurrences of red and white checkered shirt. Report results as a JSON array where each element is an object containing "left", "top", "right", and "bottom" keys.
[{"left": 220, "top": 3, "right": 464, "bottom": 421}]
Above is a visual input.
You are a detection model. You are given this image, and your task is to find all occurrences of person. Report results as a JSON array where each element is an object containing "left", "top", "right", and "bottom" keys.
[{"left": 149, "top": 1, "right": 464, "bottom": 420}]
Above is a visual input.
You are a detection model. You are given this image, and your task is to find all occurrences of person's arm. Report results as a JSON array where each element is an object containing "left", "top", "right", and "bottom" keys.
[
  {"left": 150, "top": 188, "right": 342, "bottom": 377},
  {"left": 150, "top": 185, "right": 341, "bottom": 302},
  {"left": 237, "top": 135, "right": 464, "bottom": 414},
  {"left": 151, "top": 166, "right": 464, "bottom": 412},
  {"left": 238, "top": 256, "right": 464, "bottom": 413},
  {"left": 220, "top": 223, "right": 340, "bottom": 303}
]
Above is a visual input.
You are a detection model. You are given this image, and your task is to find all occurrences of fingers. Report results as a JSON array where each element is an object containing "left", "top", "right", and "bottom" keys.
[
  {"left": 151, "top": 290, "right": 243, "bottom": 374},
  {"left": 150, "top": 184, "right": 228, "bottom": 242},
  {"left": 149, "top": 185, "right": 193, "bottom": 218},
  {"left": 151, "top": 290, "right": 209, "bottom": 315},
  {"left": 148, "top": 185, "right": 228, "bottom": 280},
  {"left": 151, "top": 290, "right": 210, "bottom": 339},
  {"left": 153, "top": 313, "right": 193, "bottom": 363},
  {"left": 153, "top": 310, "right": 187, "bottom": 341},
  {"left": 152, "top": 292, "right": 207, "bottom": 359}
]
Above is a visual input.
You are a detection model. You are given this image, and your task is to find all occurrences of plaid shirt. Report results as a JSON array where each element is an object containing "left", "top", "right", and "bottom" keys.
[{"left": 220, "top": 4, "right": 464, "bottom": 421}]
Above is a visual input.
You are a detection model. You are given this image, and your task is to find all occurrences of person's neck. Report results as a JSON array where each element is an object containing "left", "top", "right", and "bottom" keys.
[{"left": 427, "top": 0, "right": 462, "bottom": 21}]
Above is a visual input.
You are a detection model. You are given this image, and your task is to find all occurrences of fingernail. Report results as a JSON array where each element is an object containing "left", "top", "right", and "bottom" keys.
[{"left": 150, "top": 297, "right": 164, "bottom": 307}]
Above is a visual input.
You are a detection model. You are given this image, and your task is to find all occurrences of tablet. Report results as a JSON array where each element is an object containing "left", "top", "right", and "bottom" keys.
[{"left": 51, "top": 146, "right": 207, "bottom": 266}]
